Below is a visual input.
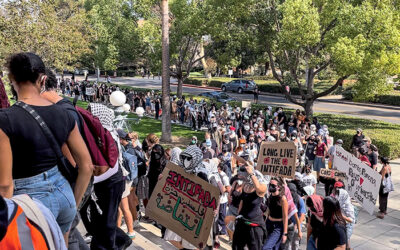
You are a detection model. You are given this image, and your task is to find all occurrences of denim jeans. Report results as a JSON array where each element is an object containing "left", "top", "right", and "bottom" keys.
[
  {"left": 13, "top": 166, "right": 76, "bottom": 233},
  {"left": 263, "top": 220, "right": 283, "bottom": 250}
]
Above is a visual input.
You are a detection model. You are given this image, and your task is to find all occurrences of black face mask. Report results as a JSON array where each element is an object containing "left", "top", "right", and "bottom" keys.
[
  {"left": 152, "top": 152, "right": 162, "bottom": 160},
  {"left": 268, "top": 184, "right": 277, "bottom": 193},
  {"left": 306, "top": 169, "right": 312, "bottom": 174}
]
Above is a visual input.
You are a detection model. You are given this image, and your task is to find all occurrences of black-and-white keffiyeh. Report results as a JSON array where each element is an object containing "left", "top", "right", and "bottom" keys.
[
  {"left": 89, "top": 103, "right": 115, "bottom": 131},
  {"left": 238, "top": 167, "right": 267, "bottom": 186},
  {"left": 180, "top": 145, "right": 206, "bottom": 175}
]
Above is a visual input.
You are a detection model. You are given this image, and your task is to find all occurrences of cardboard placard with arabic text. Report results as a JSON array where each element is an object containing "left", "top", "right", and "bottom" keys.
[
  {"left": 257, "top": 141, "right": 297, "bottom": 179},
  {"left": 146, "top": 162, "right": 220, "bottom": 248}
]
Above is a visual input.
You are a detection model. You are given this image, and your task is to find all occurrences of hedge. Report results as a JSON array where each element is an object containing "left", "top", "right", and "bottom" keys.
[
  {"left": 184, "top": 77, "right": 344, "bottom": 96},
  {"left": 343, "top": 87, "right": 400, "bottom": 106}
]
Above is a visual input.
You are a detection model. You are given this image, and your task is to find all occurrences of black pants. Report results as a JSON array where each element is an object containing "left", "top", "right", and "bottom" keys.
[
  {"left": 81, "top": 171, "right": 128, "bottom": 250},
  {"left": 155, "top": 108, "right": 159, "bottom": 119},
  {"left": 379, "top": 185, "right": 389, "bottom": 213},
  {"left": 232, "top": 220, "right": 265, "bottom": 250}
]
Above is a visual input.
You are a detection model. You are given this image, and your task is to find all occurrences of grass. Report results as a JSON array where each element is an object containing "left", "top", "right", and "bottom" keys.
[{"left": 70, "top": 98, "right": 205, "bottom": 147}]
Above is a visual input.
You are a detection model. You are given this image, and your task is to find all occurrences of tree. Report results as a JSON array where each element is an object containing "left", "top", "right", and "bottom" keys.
[
  {"left": 0, "top": 0, "right": 91, "bottom": 71},
  {"left": 210, "top": 0, "right": 400, "bottom": 116},
  {"left": 161, "top": 0, "right": 171, "bottom": 142},
  {"left": 169, "top": 0, "right": 209, "bottom": 98},
  {"left": 85, "top": 0, "right": 141, "bottom": 80}
]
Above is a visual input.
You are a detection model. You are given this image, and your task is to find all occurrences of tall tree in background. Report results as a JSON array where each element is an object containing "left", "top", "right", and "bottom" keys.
[
  {"left": 210, "top": 0, "right": 400, "bottom": 116},
  {"left": 0, "top": 0, "right": 90, "bottom": 70},
  {"left": 161, "top": 0, "right": 171, "bottom": 142},
  {"left": 169, "top": 0, "right": 208, "bottom": 98}
]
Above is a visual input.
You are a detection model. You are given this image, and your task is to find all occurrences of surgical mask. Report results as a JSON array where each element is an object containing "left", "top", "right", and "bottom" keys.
[
  {"left": 250, "top": 130, "right": 254, "bottom": 135},
  {"left": 224, "top": 140, "right": 229, "bottom": 144},
  {"left": 271, "top": 126, "right": 276, "bottom": 130},
  {"left": 291, "top": 136, "right": 296, "bottom": 140},
  {"left": 258, "top": 128, "right": 262, "bottom": 132},
  {"left": 206, "top": 139, "right": 211, "bottom": 144},
  {"left": 240, "top": 144, "right": 245, "bottom": 148},
  {"left": 280, "top": 133, "right": 285, "bottom": 137},
  {"left": 244, "top": 125, "right": 250, "bottom": 130},
  {"left": 191, "top": 140, "right": 197, "bottom": 144}
]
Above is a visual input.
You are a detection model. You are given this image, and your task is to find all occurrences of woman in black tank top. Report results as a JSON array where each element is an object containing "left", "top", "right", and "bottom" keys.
[
  {"left": 232, "top": 162, "right": 267, "bottom": 250},
  {"left": 263, "top": 177, "right": 289, "bottom": 250}
]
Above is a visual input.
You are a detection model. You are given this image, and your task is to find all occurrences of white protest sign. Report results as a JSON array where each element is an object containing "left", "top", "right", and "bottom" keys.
[
  {"left": 334, "top": 146, "right": 381, "bottom": 215},
  {"left": 228, "top": 69, "right": 233, "bottom": 76},
  {"left": 242, "top": 101, "right": 251, "bottom": 108}
]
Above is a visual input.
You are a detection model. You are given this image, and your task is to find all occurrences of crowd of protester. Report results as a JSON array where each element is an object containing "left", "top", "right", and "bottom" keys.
[{"left": 0, "top": 52, "right": 395, "bottom": 250}]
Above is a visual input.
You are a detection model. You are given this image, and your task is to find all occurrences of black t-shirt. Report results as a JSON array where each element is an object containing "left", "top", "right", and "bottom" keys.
[
  {"left": 0, "top": 104, "right": 76, "bottom": 179},
  {"left": 368, "top": 151, "right": 378, "bottom": 166},
  {"left": 278, "top": 112, "right": 287, "bottom": 124},
  {"left": 305, "top": 142, "right": 316, "bottom": 160},
  {"left": 317, "top": 223, "right": 347, "bottom": 250},
  {"left": 352, "top": 134, "right": 365, "bottom": 147}
]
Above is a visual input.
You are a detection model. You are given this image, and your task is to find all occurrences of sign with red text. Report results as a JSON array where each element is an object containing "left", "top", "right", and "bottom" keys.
[
  {"left": 334, "top": 147, "right": 381, "bottom": 215},
  {"left": 257, "top": 141, "right": 297, "bottom": 179},
  {"left": 319, "top": 168, "right": 346, "bottom": 180},
  {"left": 146, "top": 162, "right": 220, "bottom": 248}
]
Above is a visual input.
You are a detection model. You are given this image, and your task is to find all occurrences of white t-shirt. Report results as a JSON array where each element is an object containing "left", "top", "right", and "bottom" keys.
[
  {"left": 219, "top": 171, "right": 230, "bottom": 204},
  {"left": 302, "top": 173, "right": 317, "bottom": 187}
]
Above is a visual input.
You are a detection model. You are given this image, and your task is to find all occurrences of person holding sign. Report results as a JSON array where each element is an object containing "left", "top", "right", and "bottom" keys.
[
  {"left": 313, "top": 136, "right": 328, "bottom": 183},
  {"left": 232, "top": 161, "right": 267, "bottom": 250}
]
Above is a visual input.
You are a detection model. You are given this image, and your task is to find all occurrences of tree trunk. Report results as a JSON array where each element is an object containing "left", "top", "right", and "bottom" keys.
[
  {"left": 304, "top": 99, "right": 314, "bottom": 118},
  {"left": 161, "top": 0, "right": 171, "bottom": 143},
  {"left": 265, "top": 61, "right": 270, "bottom": 75},
  {"left": 177, "top": 77, "right": 183, "bottom": 98},
  {"left": 96, "top": 67, "right": 100, "bottom": 82},
  {"left": 199, "top": 41, "right": 210, "bottom": 78}
]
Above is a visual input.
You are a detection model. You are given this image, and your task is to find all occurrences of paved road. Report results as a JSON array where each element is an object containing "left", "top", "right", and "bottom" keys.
[{"left": 77, "top": 76, "right": 400, "bottom": 124}]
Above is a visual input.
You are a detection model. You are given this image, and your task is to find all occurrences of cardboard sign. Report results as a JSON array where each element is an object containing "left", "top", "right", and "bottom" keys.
[
  {"left": 333, "top": 147, "right": 381, "bottom": 215},
  {"left": 242, "top": 100, "right": 251, "bottom": 108},
  {"left": 319, "top": 168, "right": 346, "bottom": 180},
  {"left": 256, "top": 141, "right": 297, "bottom": 179},
  {"left": 327, "top": 136, "right": 334, "bottom": 148},
  {"left": 145, "top": 162, "right": 220, "bottom": 248}
]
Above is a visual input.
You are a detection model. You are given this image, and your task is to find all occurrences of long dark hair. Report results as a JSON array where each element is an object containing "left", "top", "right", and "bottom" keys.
[
  {"left": 6, "top": 52, "right": 45, "bottom": 83},
  {"left": 323, "top": 196, "right": 346, "bottom": 226},
  {"left": 271, "top": 177, "right": 285, "bottom": 198},
  {"left": 287, "top": 182, "right": 300, "bottom": 208}
]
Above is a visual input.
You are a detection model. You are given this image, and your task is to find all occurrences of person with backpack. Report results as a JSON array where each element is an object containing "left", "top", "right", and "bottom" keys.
[
  {"left": 42, "top": 68, "right": 93, "bottom": 250},
  {"left": 0, "top": 53, "right": 93, "bottom": 246},
  {"left": 117, "top": 129, "right": 137, "bottom": 240},
  {"left": 0, "top": 194, "right": 66, "bottom": 250},
  {"left": 82, "top": 103, "right": 131, "bottom": 250}
]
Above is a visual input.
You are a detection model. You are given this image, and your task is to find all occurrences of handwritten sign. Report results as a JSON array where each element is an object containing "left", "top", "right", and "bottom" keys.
[
  {"left": 256, "top": 141, "right": 297, "bottom": 179},
  {"left": 319, "top": 168, "right": 346, "bottom": 180},
  {"left": 333, "top": 147, "right": 381, "bottom": 215},
  {"left": 145, "top": 162, "right": 220, "bottom": 248}
]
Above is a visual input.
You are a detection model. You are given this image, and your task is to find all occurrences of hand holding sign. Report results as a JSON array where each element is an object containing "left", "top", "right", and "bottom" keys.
[{"left": 256, "top": 141, "right": 297, "bottom": 179}]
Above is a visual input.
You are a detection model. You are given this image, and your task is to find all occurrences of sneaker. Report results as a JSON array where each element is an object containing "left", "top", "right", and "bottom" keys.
[
  {"left": 83, "top": 235, "right": 92, "bottom": 244},
  {"left": 377, "top": 212, "right": 385, "bottom": 219},
  {"left": 127, "top": 232, "right": 136, "bottom": 239}
]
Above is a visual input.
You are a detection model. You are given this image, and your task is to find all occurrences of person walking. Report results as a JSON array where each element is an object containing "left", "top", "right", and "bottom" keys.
[
  {"left": 0, "top": 53, "right": 92, "bottom": 246},
  {"left": 377, "top": 157, "right": 393, "bottom": 219}
]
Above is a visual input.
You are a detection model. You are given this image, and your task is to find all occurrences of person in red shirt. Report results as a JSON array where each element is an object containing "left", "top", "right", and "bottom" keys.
[
  {"left": 358, "top": 148, "right": 371, "bottom": 167},
  {"left": 313, "top": 136, "right": 328, "bottom": 182}
]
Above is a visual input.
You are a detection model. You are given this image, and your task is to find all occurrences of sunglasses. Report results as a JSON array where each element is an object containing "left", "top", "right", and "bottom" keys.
[
  {"left": 180, "top": 154, "right": 193, "bottom": 162},
  {"left": 269, "top": 183, "right": 277, "bottom": 188}
]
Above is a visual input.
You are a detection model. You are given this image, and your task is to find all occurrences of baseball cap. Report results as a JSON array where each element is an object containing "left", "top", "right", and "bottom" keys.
[
  {"left": 334, "top": 181, "right": 344, "bottom": 188},
  {"left": 336, "top": 139, "right": 343, "bottom": 144},
  {"left": 117, "top": 129, "right": 130, "bottom": 140}
]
